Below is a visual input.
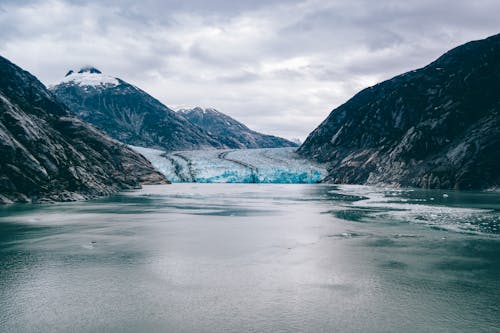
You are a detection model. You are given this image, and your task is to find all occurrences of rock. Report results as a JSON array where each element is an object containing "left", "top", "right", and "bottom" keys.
[
  {"left": 177, "top": 107, "right": 297, "bottom": 149},
  {"left": 50, "top": 69, "right": 225, "bottom": 151},
  {"left": 0, "top": 55, "right": 167, "bottom": 204},
  {"left": 298, "top": 33, "right": 500, "bottom": 190}
]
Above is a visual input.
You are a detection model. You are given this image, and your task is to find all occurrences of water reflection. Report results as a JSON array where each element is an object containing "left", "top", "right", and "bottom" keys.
[{"left": 0, "top": 184, "right": 499, "bottom": 332}]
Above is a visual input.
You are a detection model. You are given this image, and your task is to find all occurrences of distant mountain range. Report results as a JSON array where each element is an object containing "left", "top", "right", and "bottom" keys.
[
  {"left": 51, "top": 72, "right": 295, "bottom": 150},
  {"left": 0, "top": 57, "right": 166, "bottom": 203},
  {"left": 298, "top": 33, "right": 500, "bottom": 190},
  {"left": 178, "top": 107, "right": 297, "bottom": 149}
]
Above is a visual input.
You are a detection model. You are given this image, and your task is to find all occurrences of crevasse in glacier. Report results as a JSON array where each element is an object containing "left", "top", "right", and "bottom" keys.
[{"left": 130, "top": 146, "right": 326, "bottom": 183}]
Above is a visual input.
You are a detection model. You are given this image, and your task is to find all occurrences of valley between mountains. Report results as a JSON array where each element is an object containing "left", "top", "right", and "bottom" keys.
[{"left": 1, "top": 33, "right": 499, "bottom": 203}]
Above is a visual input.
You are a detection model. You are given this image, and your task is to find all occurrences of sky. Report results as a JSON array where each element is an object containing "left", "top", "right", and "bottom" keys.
[{"left": 0, "top": 0, "right": 499, "bottom": 141}]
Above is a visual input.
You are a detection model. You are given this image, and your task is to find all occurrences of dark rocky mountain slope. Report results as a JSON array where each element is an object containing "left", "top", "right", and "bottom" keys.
[
  {"left": 0, "top": 56, "right": 166, "bottom": 204},
  {"left": 298, "top": 33, "right": 500, "bottom": 190},
  {"left": 178, "top": 107, "right": 297, "bottom": 149},
  {"left": 51, "top": 69, "right": 223, "bottom": 151}
]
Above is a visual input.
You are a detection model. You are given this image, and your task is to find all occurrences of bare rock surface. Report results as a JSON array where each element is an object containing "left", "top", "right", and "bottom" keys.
[
  {"left": 0, "top": 56, "right": 166, "bottom": 204},
  {"left": 298, "top": 34, "right": 500, "bottom": 190}
]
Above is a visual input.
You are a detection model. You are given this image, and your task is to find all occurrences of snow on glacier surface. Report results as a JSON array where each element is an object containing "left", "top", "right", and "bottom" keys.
[
  {"left": 130, "top": 146, "right": 326, "bottom": 183},
  {"left": 129, "top": 146, "right": 181, "bottom": 182}
]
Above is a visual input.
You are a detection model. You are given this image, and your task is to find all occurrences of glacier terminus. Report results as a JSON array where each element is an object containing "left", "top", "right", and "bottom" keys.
[{"left": 131, "top": 146, "right": 327, "bottom": 183}]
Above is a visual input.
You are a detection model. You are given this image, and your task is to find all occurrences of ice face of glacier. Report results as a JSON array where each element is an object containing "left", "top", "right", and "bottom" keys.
[{"left": 130, "top": 146, "right": 327, "bottom": 184}]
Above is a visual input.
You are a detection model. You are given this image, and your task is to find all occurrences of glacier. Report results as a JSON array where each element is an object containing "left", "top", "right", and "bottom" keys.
[{"left": 130, "top": 146, "right": 326, "bottom": 183}]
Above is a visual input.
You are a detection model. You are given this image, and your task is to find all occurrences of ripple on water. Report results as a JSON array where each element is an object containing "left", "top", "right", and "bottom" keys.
[{"left": 327, "top": 185, "right": 500, "bottom": 235}]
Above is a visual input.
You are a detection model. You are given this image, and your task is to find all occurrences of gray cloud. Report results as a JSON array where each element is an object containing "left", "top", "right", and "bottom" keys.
[{"left": 0, "top": 0, "right": 499, "bottom": 140}]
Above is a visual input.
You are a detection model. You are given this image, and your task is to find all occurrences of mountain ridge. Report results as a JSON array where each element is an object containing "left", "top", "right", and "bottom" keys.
[
  {"left": 0, "top": 56, "right": 167, "bottom": 204},
  {"left": 178, "top": 106, "right": 298, "bottom": 149},
  {"left": 50, "top": 70, "right": 224, "bottom": 151},
  {"left": 298, "top": 33, "right": 500, "bottom": 190}
]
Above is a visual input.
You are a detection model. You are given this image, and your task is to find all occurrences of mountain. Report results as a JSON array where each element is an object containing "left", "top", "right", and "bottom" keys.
[
  {"left": 298, "top": 33, "right": 500, "bottom": 190},
  {"left": 50, "top": 68, "right": 223, "bottom": 151},
  {"left": 177, "top": 107, "right": 298, "bottom": 149},
  {"left": 0, "top": 56, "right": 166, "bottom": 204}
]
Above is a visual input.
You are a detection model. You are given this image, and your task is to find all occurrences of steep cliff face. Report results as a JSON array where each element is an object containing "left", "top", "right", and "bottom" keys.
[
  {"left": 51, "top": 69, "right": 224, "bottom": 151},
  {"left": 178, "top": 107, "right": 298, "bottom": 149},
  {"left": 0, "top": 56, "right": 166, "bottom": 204},
  {"left": 298, "top": 34, "right": 500, "bottom": 190}
]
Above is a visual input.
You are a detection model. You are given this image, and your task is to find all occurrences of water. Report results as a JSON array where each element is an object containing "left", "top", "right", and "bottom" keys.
[{"left": 0, "top": 184, "right": 499, "bottom": 332}]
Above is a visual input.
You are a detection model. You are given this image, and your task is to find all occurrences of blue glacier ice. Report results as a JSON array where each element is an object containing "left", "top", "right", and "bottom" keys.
[{"left": 130, "top": 146, "right": 327, "bottom": 183}]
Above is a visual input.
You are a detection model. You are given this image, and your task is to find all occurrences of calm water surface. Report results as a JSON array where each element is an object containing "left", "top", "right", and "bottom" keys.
[{"left": 0, "top": 184, "right": 499, "bottom": 332}]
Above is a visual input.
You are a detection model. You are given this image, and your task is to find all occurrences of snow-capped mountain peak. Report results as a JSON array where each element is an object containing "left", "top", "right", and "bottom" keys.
[
  {"left": 77, "top": 66, "right": 102, "bottom": 74},
  {"left": 177, "top": 106, "right": 221, "bottom": 115},
  {"left": 58, "top": 67, "right": 119, "bottom": 87}
]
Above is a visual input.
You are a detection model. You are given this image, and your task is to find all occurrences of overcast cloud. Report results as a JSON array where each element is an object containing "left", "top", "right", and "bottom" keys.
[{"left": 0, "top": 0, "right": 499, "bottom": 140}]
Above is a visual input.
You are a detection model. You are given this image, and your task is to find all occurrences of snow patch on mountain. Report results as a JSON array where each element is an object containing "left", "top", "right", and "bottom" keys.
[
  {"left": 173, "top": 105, "right": 216, "bottom": 112},
  {"left": 57, "top": 67, "right": 119, "bottom": 87},
  {"left": 177, "top": 107, "right": 219, "bottom": 114}
]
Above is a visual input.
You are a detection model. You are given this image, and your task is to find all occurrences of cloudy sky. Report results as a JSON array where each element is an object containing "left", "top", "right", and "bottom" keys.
[{"left": 0, "top": 0, "right": 498, "bottom": 140}]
